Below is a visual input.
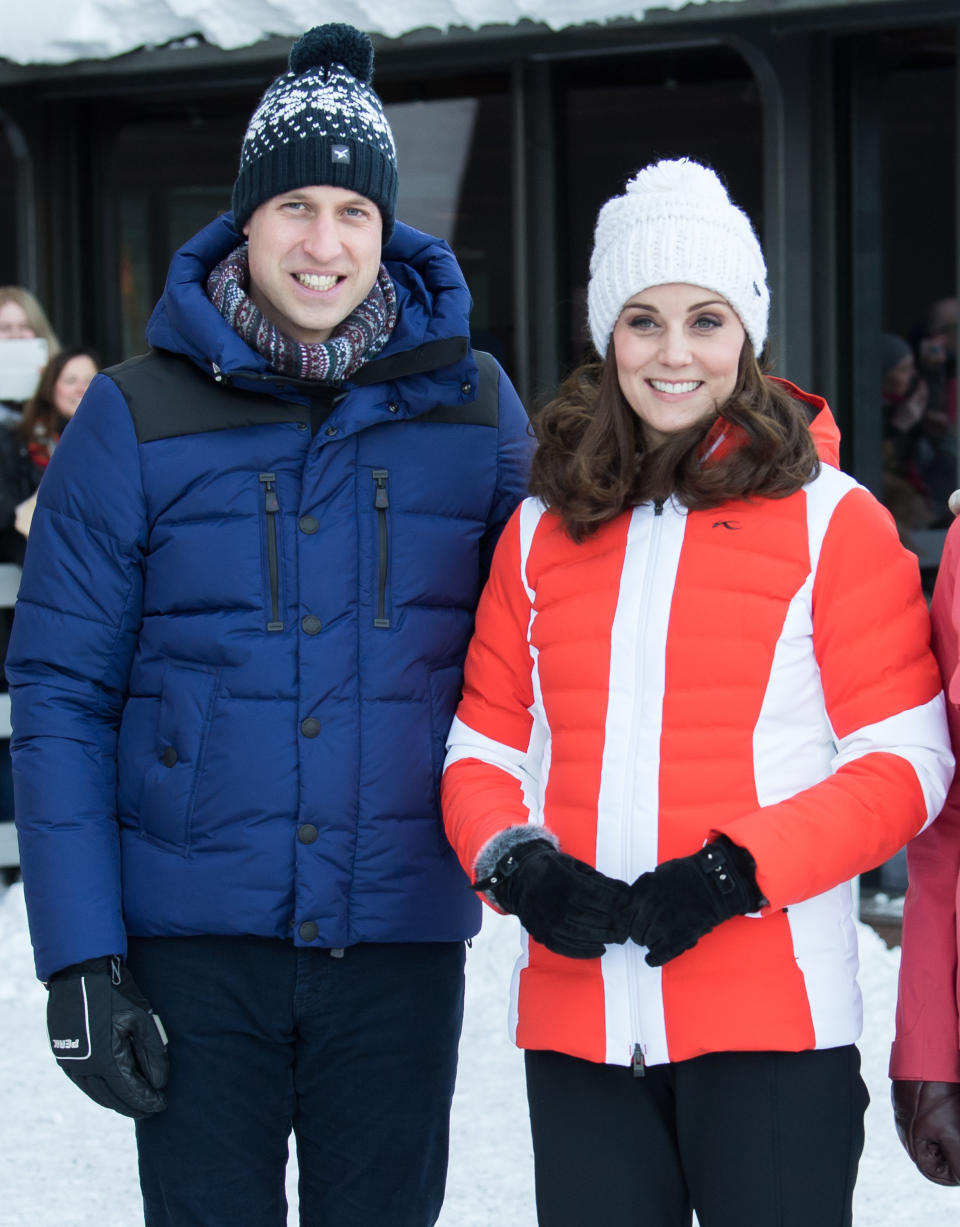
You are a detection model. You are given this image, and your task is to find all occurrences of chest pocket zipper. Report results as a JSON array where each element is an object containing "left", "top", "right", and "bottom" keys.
[
  {"left": 372, "top": 469, "right": 390, "bottom": 629},
  {"left": 259, "top": 473, "right": 284, "bottom": 632}
]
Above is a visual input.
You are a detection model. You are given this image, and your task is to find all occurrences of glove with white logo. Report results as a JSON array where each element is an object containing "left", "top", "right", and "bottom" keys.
[{"left": 46, "top": 955, "right": 169, "bottom": 1119}]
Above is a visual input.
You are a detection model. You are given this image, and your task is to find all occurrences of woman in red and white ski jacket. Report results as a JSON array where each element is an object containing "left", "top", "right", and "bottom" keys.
[
  {"left": 441, "top": 159, "right": 954, "bottom": 1227},
  {"left": 444, "top": 415, "right": 951, "bottom": 1068}
]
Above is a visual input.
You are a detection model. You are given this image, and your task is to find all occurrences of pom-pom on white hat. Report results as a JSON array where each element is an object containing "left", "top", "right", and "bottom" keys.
[{"left": 586, "top": 158, "right": 769, "bottom": 357}]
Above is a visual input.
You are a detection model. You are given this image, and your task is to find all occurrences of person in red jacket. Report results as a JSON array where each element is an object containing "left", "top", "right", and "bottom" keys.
[
  {"left": 890, "top": 513, "right": 960, "bottom": 1185},
  {"left": 441, "top": 158, "right": 955, "bottom": 1227}
]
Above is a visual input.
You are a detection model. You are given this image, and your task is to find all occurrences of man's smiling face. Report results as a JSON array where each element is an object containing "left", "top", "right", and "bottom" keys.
[{"left": 243, "top": 184, "right": 383, "bottom": 344}]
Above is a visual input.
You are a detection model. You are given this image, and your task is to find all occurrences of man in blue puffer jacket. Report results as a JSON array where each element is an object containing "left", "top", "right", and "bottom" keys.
[{"left": 7, "top": 23, "right": 530, "bottom": 1227}]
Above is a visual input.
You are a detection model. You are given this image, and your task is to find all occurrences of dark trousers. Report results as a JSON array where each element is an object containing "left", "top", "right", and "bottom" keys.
[
  {"left": 126, "top": 935, "right": 465, "bottom": 1227},
  {"left": 525, "top": 1045, "right": 869, "bottom": 1227}
]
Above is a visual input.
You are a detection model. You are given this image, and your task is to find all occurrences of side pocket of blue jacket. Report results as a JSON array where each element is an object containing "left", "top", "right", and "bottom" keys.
[
  {"left": 372, "top": 468, "right": 391, "bottom": 628},
  {"left": 259, "top": 472, "right": 284, "bottom": 632},
  {"left": 137, "top": 663, "right": 219, "bottom": 853}
]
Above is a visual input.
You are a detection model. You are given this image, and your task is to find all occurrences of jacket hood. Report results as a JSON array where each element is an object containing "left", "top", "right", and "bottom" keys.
[
  {"left": 770, "top": 376, "right": 842, "bottom": 467},
  {"left": 145, "top": 212, "right": 475, "bottom": 407},
  {"left": 699, "top": 376, "right": 842, "bottom": 471}
]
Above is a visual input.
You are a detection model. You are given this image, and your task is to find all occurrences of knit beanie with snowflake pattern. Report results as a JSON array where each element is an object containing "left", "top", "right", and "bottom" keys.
[
  {"left": 586, "top": 158, "right": 769, "bottom": 358},
  {"left": 231, "top": 23, "right": 398, "bottom": 239}
]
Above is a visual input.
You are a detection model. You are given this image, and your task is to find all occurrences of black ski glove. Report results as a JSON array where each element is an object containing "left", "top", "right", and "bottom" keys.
[
  {"left": 473, "top": 838, "right": 630, "bottom": 959},
  {"left": 46, "top": 955, "right": 169, "bottom": 1119},
  {"left": 619, "top": 835, "right": 764, "bottom": 967}
]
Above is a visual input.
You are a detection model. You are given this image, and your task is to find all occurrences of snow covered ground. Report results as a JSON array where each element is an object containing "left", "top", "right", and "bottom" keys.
[{"left": 1, "top": 879, "right": 958, "bottom": 1225}]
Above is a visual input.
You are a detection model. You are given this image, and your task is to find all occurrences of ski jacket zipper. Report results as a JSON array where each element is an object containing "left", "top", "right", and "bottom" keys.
[
  {"left": 623, "top": 497, "right": 666, "bottom": 1070},
  {"left": 259, "top": 473, "right": 284, "bottom": 632},
  {"left": 372, "top": 469, "right": 391, "bottom": 628}
]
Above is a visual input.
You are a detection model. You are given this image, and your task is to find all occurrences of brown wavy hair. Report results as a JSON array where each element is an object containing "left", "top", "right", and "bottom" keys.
[
  {"left": 528, "top": 340, "right": 820, "bottom": 542},
  {"left": 18, "top": 346, "right": 99, "bottom": 443}
]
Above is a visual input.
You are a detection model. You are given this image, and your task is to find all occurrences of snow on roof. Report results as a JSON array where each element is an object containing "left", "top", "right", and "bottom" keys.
[{"left": 3, "top": 0, "right": 748, "bottom": 68}]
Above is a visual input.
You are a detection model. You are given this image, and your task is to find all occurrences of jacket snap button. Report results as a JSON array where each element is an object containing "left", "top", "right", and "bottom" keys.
[
  {"left": 301, "top": 615, "right": 322, "bottom": 635},
  {"left": 161, "top": 747, "right": 178, "bottom": 767},
  {"left": 300, "top": 717, "right": 321, "bottom": 738},
  {"left": 387, "top": 402, "right": 399, "bottom": 413},
  {"left": 461, "top": 382, "right": 472, "bottom": 395},
  {"left": 299, "top": 921, "right": 319, "bottom": 942},
  {"left": 298, "top": 824, "right": 319, "bottom": 844},
  {"left": 299, "top": 515, "right": 319, "bottom": 534},
  {"left": 296, "top": 422, "right": 308, "bottom": 431},
  {"left": 325, "top": 426, "right": 337, "bottom": 437}
]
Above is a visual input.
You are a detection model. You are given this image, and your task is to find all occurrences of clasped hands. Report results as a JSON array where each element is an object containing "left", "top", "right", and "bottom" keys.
[{"left": 473, "top": 835, "right": 763, "bottom": 965}]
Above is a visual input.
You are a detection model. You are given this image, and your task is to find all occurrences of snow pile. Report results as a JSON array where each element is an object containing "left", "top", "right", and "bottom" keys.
[
  {"left": 2, "top": 0, "right": 748, "bottom": 67},
  {"left": 2, "top": 881, "right": 959, "bottom": 1225}
]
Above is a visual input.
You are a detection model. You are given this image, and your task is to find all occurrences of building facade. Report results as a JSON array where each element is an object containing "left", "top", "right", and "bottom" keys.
[{"left": 0, "top": 0, "right": 957, "bottom": 553}]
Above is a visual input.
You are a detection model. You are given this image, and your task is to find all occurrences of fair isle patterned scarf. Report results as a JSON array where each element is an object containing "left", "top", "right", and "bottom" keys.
[{"left": 206, "top": 242, "right": 398, "bottom": 383}]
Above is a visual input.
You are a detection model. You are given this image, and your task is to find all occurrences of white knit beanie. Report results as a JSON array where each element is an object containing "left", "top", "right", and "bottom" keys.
[{"left": 586, "top": 158, "right": 769, "bottom": 357}]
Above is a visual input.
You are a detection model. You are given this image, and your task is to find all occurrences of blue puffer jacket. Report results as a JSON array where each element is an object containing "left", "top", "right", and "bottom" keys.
[{"left": 9, "top": 214, "right": 531, "bottom": 980}]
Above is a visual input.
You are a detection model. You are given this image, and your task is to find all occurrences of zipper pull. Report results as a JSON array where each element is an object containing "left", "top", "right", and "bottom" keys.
[
  {"left": 653, "top": 498, "right": 665, "bottom": 516},
  {"left": 632, "top": 1043, "right": 646, "bottom": 1078},
  {"left": 259, "top": 473, "right": 279, "bottom": 512},
  {"left": 373, "top": 469, "right": 389, "bottom": 509}
]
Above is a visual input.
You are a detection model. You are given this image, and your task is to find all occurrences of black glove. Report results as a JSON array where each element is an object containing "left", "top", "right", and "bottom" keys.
[
  {"left": 473, "top": 838, "right": 629, "bottom": 960},
  {"left": 619, "top": 835, "right": 764, "bottom": 967},
  {"left": 892, "top": 1079, "right": 960, "bottom": 1185},
  {"left": 46, "top": 955, "right": 169, "bottom": 1119}
]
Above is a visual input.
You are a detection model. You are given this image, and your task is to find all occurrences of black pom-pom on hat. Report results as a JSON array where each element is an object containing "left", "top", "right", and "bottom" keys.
[{"left": 289, "top": 23, "right": 374, "bottom": 83}]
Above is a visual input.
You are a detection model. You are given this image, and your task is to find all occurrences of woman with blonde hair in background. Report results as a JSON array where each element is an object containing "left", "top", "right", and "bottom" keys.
[
  {"left": 0, "top": 286, "right": 60, "bottom": 351},
  {"left": 0, "top": 286, "right": 61, "bottom": 423}
]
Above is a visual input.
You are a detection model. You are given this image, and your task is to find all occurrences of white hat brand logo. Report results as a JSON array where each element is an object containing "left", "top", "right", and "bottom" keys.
[{"left": 332, "top": 145, "right": 350, "bottom": 162}]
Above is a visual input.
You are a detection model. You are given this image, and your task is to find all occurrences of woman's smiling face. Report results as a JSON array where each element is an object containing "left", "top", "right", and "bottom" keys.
[{"left": 612, "top": 283, "right": 746, "bottom": 447}]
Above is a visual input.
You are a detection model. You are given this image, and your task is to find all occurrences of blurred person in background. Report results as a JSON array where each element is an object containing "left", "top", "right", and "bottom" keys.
[
  {"left": 909, "top": 297, "right": 958, "bottom": 523},
  {"left": 916, "top": 296, "right": 957, "bottom": 424},
  {"left": 0, "top": 287, "right": 60, "bottom": 348},
  {"left": 0, "top": 312, "right": 69, "bottom": 864},
  {"left": 0, "top": 287, "right": 61, "bottom": 422},
  {"left": 0, "top": 346, "right": 99, "bottom": 563},
  {"left": 881, "top": 332, "right": 934, "bottom": 541}
]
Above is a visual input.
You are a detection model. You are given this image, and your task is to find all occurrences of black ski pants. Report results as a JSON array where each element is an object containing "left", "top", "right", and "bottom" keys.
[{"left": 525, "top": 1044, "right": 868, "bottom": 1227}]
